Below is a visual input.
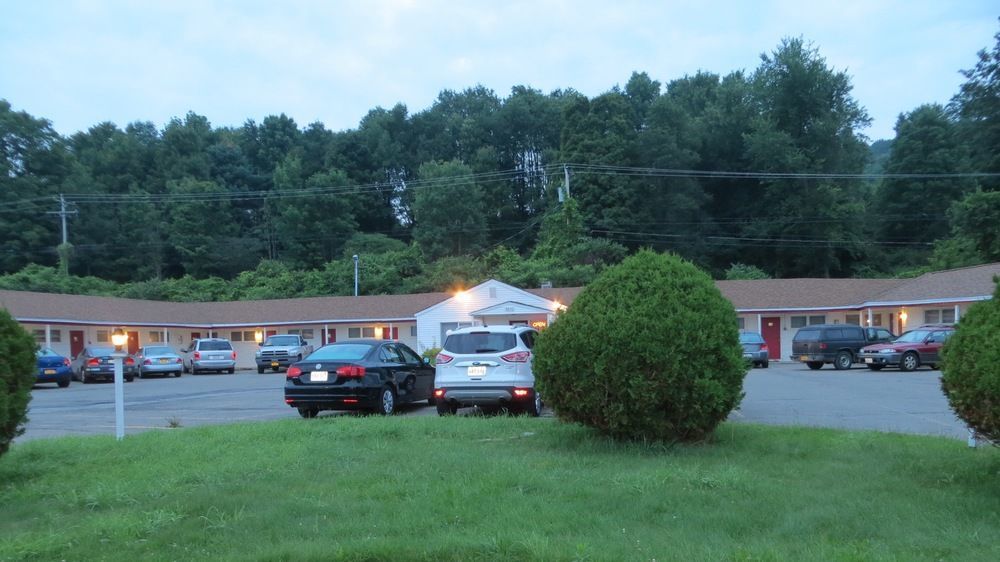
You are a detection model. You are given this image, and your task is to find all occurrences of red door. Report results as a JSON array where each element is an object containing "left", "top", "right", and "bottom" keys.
[
  {"left": 761, "top": 317, "right": 781, "bottom": 359},
  {"left": 323, "top": 329, "right": 336, "bottom": 345},
  {"left": 70, "top": 330, "right": 85, "bottom": 358},
  {"left": 191, "top": 332, "right": 201, "bottom": 341},
  {"left": 127, "top": 331, "right": 139, "bottom": 355},
  {"left": 266, "top": 330, "right": 277, "bottom": 337}
]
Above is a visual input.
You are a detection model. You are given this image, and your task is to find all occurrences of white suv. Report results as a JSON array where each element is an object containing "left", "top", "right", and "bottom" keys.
[
  {"left": 182, "top": 338, "right": 236, "bottom": 374},
  {"left": 433, "top": 325, "right": 541, "bottom": 416}
]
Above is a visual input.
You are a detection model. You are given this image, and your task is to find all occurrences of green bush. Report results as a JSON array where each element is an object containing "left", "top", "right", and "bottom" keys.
[
  {"left": 533, "top": 250, "right": 747, "bottom": 442},
  {"left": 941, "top": 279, "right": 1000, "bottom": 445},
  {"left": 0, "top": 308, "right": 36, "bottom": 457}
]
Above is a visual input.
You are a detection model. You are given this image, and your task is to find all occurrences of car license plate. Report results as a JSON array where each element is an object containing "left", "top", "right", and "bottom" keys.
[
  {"left": 468, "top": 365, "right": 487, "bottom": 377},
  {"left": 743, "top": 353, "right": 752, "bottom": 358},
  {"left": 311, "top": 371, "right": 328, "bottom": 382},
  {"left": 865, "top": 358, "right": 873, "bottom": 364},
  {"left": 158, "top": 358, "right": 169, "bottom": 364},
  {"left": 271, "top": 361, "right": 279, "bottom": 367},
  {"left": 799, "top": 355, "right": 809, "bottom": 361},
  {"left": 212, "top": 354, "right": 223, "bottom": 360},
  {"left": 44, "top": 369, "right": 56, "bottom": 375}
]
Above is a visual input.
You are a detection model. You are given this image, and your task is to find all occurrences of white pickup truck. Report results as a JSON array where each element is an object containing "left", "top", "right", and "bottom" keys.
[{"left": 255, "top": 334, "right": 314, "bottom": 373}]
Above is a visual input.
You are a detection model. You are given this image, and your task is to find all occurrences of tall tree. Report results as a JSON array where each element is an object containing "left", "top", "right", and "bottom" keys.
[
  {"left": 411, "top": 160, "right": 487, "bottom": 260},
  {"left": 950, "top": 23, "right": 1000, "bottom": 191}
]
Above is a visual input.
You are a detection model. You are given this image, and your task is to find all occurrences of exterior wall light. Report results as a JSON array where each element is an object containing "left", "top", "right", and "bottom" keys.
[
  {"left": 254, "top": 330, "right": 264, "bottom": 344},
  {"left": 899, "top": 309, "right": 908, "bottom": 324}
]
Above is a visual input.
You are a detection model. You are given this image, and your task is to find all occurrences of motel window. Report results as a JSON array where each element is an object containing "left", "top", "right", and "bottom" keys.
[
  {"left": 348, "top": 328, "right": 361, "bottom": 338},
  {"left": 845, "top": 314, "right": 861, "bottom": 326},
  {"left": 737, "top": 318, "right": 745, "bottom": 330},
  {"left": 924, "top": 309, "right": 956, "bottom": 324},
  {"left": 32, "top": 329, "right": 45, "bottom": 343},
  {"left": 301, "top": 329, "right": 314, "bottom": 340},
  {"left": 32, "top": 329, "right": 62, "bottom": 343},
  {"left": 809, "top": 315, "right": 826, "bottom": 325},
  {"left": 288, "top": 329, "right": 299, "bottom": 336},
  {"left": 231, "top": 331, "right": 243, "bottom": 342},
  {"left": 410, "top": 325, "right": 417, "bottom": 337},
  {"left": 870, "top": 313, "right": 883, "bottom": 327},
  {"left": 96, "top": 330, "right": 109, "bottom": 343},
  {"left": 362, "top": 327, "right": 375, "bottom": 338},
  {"left": 149, "top": 332, "right": 164, "bottom": 343},
  {"left": 243, "top": 331, "right": 255, "bottom": 341},
  {"left": 790, "top": 317, "right": 807, "bottom": 329}
]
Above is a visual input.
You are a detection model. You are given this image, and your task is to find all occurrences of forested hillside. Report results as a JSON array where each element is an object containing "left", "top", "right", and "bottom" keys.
[{"left": 2, "top": 33, "right": 998, "bottom": 300}]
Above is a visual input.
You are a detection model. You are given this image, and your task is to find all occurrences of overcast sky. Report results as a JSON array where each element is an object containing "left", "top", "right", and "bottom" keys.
[{"left": 1, "top": 1, "right": 996, "bottom": 141}]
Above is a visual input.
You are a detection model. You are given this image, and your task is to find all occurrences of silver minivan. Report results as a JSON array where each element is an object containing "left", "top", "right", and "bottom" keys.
[
  {"left": 182, "top": 338, "right": 236, "bottom": 374},
  {"left": 433, "top": 325, "right": 541, "bottom": 416}
]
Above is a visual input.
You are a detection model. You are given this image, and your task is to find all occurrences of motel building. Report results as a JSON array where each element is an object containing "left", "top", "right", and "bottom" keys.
[{"left": 1, "top": 263, "right": 997, "bottom": 369}]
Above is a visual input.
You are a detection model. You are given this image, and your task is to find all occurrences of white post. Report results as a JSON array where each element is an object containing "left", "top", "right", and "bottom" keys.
[
  {"left": 324, "top": 324, "right": 329, "bottom": 345},
  {"left": 967, "top": 428, "right": 978, "bottom": 448},
  {"left": 113, "top": 355, "right": 125, "bottom": 441},
  {"left": 867, "top": 308, "right": 873, "bottom": 326},
  {"left": 389, "top": 322, "right": 394, "bottom": 340},
  {"left": 45, "top": 324, "right": 51, "bottom": 349},
  {"left": 756, "top": 314, "right": 762, "bottom": 333},
  {"left": 954, "top": 304, "right": 960, "bottom": 324}
]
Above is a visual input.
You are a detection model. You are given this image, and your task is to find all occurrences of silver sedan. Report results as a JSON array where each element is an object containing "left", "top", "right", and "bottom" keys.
[{"left": 134, "top": 345, "right": 184, "bottom": 378}]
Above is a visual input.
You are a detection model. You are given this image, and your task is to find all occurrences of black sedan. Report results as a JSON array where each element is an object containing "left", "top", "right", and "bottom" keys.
[
  {"left": 70, "top": 345, "right": 136, "bottom": 383},
  {"left": 284, "top": 340, "right": 434, "bottom": 418}
]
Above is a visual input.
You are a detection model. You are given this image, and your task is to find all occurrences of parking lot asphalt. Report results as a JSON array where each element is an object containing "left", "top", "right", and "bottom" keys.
[{"left": 17, "top": 361, "right": 971, "bottom": 444}]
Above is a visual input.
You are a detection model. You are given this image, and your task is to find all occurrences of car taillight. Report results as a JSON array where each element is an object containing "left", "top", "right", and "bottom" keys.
[
  {"left": 62, "top": 358, "right": 71, "bottom": 367},
  {"left": 143, "top": 359, "right": 152, "bottom": 365},
  {"left": 87, "top": 358, "right": 99, "bottom": 366},
  {"left": 194, "top": 351, "right": 201, "bottom": 360},
  {"left": 175, "top": 358, "right": 182, "bottom": 363},
  {"left": 436, "top": 353, "right": 453, "bottom": 365},
  {"left": 513, "top": 388, "right": 531, "bottom": 398},
  {"left": 433, "top": 388, "right": 445, "bottom": 398},
  {"left": 125, "top": 357, "right": 135, "bottom": 365},
  {"left": 286, "top": 366, "right": 302, "bottom": 379},
  {"left": 232, "top": 351, "right": 237, "bottom": 360},
  {"left": 818, "top": 343, "right": 827, "bottom": 350},
  {"left": 760, "top": 343, "right": 769, "bottom": 352},
  {"left": 501, "top": 351, "right": 531, "bottom": 363},
  {"left": 336, "top": 365, "right": 366, "bottom": 378}
]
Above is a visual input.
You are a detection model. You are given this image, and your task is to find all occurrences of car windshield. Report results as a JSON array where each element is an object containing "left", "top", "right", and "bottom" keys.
[
  {"left": 198, "top": 340, "right": 232, "bottom": 351},
  {"left": 264, "top": 336, "right": 299, "bottom": 346},
  {"left": 893, "top": 330, "right": 933, "bottom": 343},
  {"left": 308, "top": 344, "right": 372, "bottom": 361},
  {"left": 739, "top": 333, "right": 764, "bottom": 344},
  {"left": 36, "top": 348, "right": 59, "bottom": 357},
  {"left": 444, "top": 332, "right": 517, "bottom": 354},
  {"left": 89, "top": 346, "right": 115, "bottom": 356},
  {"left": 145, "top": 346, "right": 173, "bottom": 355}
]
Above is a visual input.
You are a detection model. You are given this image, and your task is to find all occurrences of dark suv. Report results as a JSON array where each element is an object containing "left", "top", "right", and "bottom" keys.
[{"left": 792, "top": 325, "right": 895, "bottom": 370}]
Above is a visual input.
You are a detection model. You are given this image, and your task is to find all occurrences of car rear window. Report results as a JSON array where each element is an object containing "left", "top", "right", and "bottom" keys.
[
  {"left": 793, "top": 329, "right": 820, "bottom": 342},
  {"left": 89, "top": 346, "right": 116, "bottom": 356},
  {"left": 739, "top": 333, "right": 764, "bottom": 344},
  {"left": 444, "top": 332, "right": 517, "bottom": 354},
  {"left": 198, "top": 340, "right": 232, "bottom": 351},
  {"left": 308, "top": 344, "right": 373, "bottom": 361},
  {"left": 145, "top": 346, "right": 173, "bottom": 355}
]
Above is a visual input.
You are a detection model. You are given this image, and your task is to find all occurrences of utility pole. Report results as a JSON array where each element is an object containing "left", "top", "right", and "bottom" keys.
[
  {"left": 47, "top": 194, "right": 77, "bottom": 274},
  {"left": 353, "top": 254, "right": 359, "bottom": 297},
  {"left": 563, "top": 165, "right": 571, "bottom": 199}
]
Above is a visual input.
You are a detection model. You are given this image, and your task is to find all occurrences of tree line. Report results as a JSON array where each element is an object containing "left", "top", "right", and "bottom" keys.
[{"left": 2, "top": 32, "right": 999, "bottom": 300}]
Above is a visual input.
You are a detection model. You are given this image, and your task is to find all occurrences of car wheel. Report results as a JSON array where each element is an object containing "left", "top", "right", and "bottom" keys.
[
  {"left": 437, "top": 401, "right": 458, "bottom": 416},
  {"left": 523, "top": 392, "right": 542, "bottom": 417},
  {"left": 183, "top": 363, "right": 190, "bottom": 374},
  {"left": 762, "top": 360, "right": 769, "bottom": 369},
  {"left": 900, "top": 352, "right": 919, "bottom": 372},
  {"left": 867, "top": 365, "right": 884, "bottom": 371},
  {"left": 297, "top": 407, "right": 318, "bottom": 419},
  {"left": 228, "top": 368, "right": 235, "bottom": 374},
  {"left": 58, "top": 379, "right": 70, "bottom": 388},
  {"left": 80, "top": 370, "right": 89, "bottom": 384},
  {"left": 175, "top": 370, "right": 182, "bottom": 377},
  {"left": 806, "top": 362, "right": 824, "bottom": 370},
  {"left": 257, "top": 366, "right": 265, "bottom": 374},
  {"left": 273, "top": 367, "right": 280, "bottom": 372},
  {"left": 833, "top": 351, "right": 852, "bottom": 370},
  {"left": 126, "top": 375, "right": 134, "bottom": 382},
  {"left": 377, "top": 386, "right": 396, "bottom": 415}
]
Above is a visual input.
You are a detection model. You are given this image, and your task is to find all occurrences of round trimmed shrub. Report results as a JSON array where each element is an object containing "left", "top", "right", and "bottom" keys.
[
  {"left": 941, "top": 279, "right": 1000, "bottom": 445},
  {"left": 0, "top": 308, "right": 36, "bottom": 457},
  {"left": 533, "top": 250, "right": 747, "bottom": 442}
]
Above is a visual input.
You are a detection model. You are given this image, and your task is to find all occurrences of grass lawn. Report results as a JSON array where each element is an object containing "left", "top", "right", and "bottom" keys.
[{"left": 1, "top": 417, "right": 998, "bottom": 561}]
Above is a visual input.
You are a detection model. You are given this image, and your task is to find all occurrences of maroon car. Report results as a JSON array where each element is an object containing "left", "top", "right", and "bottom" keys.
[{"left": 857, "top": 324, "right": 955, "bottom": 371}]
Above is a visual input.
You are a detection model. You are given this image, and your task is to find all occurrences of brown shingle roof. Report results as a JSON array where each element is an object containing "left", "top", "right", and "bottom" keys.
[
  {"left": 526, "top": 287, "right": 584, "bottom": 306},
  {"left": 716, "top": 278, "right": 906, "bottom": 310},
  {"left": 0, "top": 289, "right": 448, "bottom": 327},
  {"left": 864, "top": 262, "right": 1000, "bottom": 303}
]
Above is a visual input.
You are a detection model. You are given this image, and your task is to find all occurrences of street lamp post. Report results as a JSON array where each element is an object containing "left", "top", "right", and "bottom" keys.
[
  {"left": 353, "top": 254, "right": 359, "bottom": 297},
  {"left": 110, "top": 328, "right": 128, "bottom": 441}
]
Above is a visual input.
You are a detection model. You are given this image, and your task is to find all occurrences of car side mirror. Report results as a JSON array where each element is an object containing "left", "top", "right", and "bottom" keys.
[{"left": 422, "top": 357, "right": 431, "bottom": 366}]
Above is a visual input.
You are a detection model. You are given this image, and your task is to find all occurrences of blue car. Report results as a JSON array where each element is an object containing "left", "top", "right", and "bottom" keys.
[{"left": 36, "top": 347, "right": 72, "bottom": 388}]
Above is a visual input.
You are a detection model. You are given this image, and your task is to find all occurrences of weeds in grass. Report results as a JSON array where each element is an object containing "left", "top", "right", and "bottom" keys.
[{"left": 166, "top": 416, "right": 182, "bottom": 428}]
